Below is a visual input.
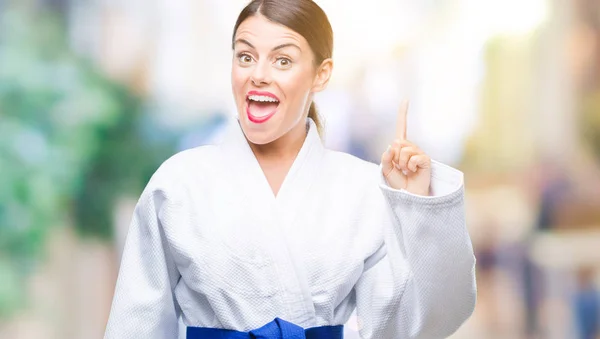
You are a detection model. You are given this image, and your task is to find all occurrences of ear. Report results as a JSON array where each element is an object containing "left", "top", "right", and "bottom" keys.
[{"left": 311, "top": 58, "right": 333, "bottom": 93}]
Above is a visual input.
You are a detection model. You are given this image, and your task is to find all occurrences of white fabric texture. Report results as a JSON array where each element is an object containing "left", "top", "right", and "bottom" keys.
[{"left": 104, "top": 118, "right": 477, "bottom": 339}]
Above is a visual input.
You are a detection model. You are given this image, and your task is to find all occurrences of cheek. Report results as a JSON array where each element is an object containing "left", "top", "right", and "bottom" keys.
[
  {"left": 231, "top": 67, "right": 248, "bottom": 105},
  {"left": 278, "top": 68, "right": 314, "bottom": 104},
  {"left": 231, "top": 66, "right": 247, "bottom": 90}
]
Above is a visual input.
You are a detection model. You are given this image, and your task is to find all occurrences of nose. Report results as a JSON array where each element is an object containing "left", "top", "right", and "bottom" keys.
[{"left": 250, "top": 60, "right": 271, "bottom": 86}]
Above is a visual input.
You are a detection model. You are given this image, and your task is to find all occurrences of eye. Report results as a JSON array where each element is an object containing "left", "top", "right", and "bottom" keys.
[
  {"left": 237, "top": 53, "right": 254, "bottom": 64},
  {"left": 275, "top": 57, "right": 292, "bottom": 68}
]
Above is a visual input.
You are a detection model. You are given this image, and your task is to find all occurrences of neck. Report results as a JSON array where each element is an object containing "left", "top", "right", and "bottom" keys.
[
  {"left": 249, "top": 120, "right": 308, "bottom": 164},
  {"left": 246, "top": 119, "right": 310, "bottom": 197}
]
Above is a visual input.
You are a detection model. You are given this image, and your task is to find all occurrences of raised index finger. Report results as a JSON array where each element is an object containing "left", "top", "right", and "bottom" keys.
[{"left": 396, "top": 99, "right": 409, "bottom": 140}]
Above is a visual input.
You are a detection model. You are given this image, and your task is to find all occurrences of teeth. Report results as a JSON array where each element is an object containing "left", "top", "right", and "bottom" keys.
[{"left": 249, "top": 95, "right": 279, "bottom": 103}]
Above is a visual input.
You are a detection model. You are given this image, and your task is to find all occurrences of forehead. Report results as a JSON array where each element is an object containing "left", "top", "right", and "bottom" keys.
[{"left": 235, "top": 14, "right": 307, "bottom": 48}]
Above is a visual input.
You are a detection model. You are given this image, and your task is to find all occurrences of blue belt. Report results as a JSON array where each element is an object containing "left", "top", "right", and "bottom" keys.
[{"left": 187, "top": 317, "right": 343, "bottom": 339}]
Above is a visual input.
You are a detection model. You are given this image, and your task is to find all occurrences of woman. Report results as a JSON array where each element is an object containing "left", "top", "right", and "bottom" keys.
[{"left": 104, "top": 1, "right": 477, "bottom": 338}]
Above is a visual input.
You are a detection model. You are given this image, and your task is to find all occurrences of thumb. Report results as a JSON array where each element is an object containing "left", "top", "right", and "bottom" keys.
[{"left": 381, "top": 145, "right": 395, "bottom": 177}]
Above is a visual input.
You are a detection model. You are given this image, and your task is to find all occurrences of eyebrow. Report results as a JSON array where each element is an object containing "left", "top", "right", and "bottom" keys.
[{"left": 234, "top": 39, "right": 301, "bottom": 52}]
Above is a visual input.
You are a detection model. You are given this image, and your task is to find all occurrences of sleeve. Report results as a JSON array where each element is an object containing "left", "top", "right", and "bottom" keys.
[
  {"left": 104, "top": 184, "right": 181, "bottom": 339},
  {"left": 354, "top": 160, "right": 477, "bottom": 339}
]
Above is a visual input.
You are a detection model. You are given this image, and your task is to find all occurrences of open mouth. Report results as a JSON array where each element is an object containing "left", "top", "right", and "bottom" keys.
[{"left": 246, "top": 91, "right": 280, "bottom": 124}]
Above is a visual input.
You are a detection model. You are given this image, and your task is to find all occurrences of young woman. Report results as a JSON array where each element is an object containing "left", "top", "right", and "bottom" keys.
[{"left": 104, "top": 1, "right": 477, "bottom": 338}]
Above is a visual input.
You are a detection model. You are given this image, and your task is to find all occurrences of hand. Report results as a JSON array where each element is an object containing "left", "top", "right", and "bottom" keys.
[{"left": 381, "top": 100, "right": 432, "bottom": 196}]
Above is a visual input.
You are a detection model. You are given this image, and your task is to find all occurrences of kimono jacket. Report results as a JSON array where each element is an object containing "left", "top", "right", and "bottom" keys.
[{"left": 104, "top": 118, "right": 477, "bottom": 339}]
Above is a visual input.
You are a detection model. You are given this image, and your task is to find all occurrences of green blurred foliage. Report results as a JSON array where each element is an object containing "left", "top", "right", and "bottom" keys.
[{"left": 0, "top": 6, "right": 175, "bottom": 317}]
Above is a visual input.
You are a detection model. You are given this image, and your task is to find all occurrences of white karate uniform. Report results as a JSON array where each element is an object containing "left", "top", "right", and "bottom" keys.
[{"left": 104, "top": 118, "right": 476, "bottom": 339}]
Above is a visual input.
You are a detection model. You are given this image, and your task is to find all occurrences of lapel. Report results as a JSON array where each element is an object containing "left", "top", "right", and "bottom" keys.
[
  {"left": 218, "top": 117, "right": 325, "bottom": 220},
  {"left": 274, "top": 118, "right": 325, "bottom": 227},
  {"left": 217, "top": 117, "right": 325, "bottom": 326},
  {"left": 218, "top": 117, "right": 276, "bottom": 213}
]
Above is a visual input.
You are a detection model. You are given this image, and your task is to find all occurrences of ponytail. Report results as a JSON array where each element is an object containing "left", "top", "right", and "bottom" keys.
[{"left": 308, "top": 102, "right": 324, "bottom": 137}]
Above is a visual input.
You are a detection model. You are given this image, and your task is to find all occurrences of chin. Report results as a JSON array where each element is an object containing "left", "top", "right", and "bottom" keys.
[
  {"left": 238, "top": 118, "right": 279, "bottom": 145},
  {"left": 244, "top": 131, "right": 277, "bottom": 145}
]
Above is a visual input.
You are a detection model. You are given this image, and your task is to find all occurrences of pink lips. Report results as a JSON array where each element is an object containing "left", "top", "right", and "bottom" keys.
[{"left": 246, "top": 90, "right": 280, "bottom": 124}]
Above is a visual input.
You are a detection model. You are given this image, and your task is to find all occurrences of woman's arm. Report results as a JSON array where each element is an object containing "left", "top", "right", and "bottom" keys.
[
  {"left": 104, "top": 184, "right": 181, "bottom": 339},
  {"left": 354, "top": 161, "right": 476, "bottom": 338}
]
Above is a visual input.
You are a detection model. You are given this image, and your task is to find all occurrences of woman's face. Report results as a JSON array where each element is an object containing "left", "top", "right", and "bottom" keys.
[{"left": 231, "top": 14, "right": 327, "bottom": 145}]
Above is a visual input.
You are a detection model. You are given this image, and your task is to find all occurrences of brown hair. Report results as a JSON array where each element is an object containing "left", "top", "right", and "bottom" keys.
[{"left": 232, "top": 0, "right": 333, "bottom": 136}]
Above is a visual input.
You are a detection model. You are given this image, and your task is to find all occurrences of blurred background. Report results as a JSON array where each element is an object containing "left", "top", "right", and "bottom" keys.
[{"left": 1, "top": 0, "right": 600, "bottom": 338}]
